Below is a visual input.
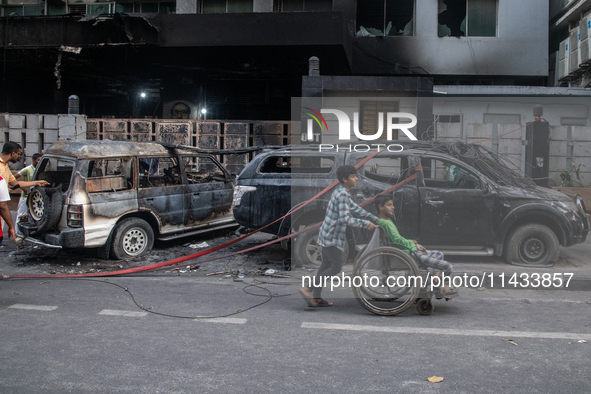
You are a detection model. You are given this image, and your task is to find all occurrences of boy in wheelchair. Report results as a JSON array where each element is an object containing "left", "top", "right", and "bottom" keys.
[{"left": 374, "top": 194, "right": 459, "bottom": 299}]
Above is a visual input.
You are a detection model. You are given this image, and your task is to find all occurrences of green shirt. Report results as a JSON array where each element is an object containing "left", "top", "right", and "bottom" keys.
[
  {"left": 377, "top": 218, "right": 417, "bottom": 255},
  {"left": 18, "top": 165, "right": 35, "bottom": 197}
]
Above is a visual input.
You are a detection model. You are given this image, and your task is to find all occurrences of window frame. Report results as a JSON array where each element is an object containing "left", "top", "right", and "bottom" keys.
[{"left": 438, "top": 0, "right": 498, "bottom": 38}]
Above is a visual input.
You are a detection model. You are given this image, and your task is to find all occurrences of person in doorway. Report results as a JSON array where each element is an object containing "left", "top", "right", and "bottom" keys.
[
  {"left": 299, "top": 165, "right": 378, "bottom": 307},
  {"left": 374, "top": 194, "right": 459, "bottom": 299},
  {"left": 14, "top": 153, "right": 42, "bottom": 239}
]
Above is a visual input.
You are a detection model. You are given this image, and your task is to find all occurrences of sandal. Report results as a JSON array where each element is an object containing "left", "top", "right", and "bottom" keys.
[
  {"left": 310, "top": 298, "right": 333, "bottom": 308},
  {"left": 298, "top": 288, "right": 316, "bottom": 307},
  {"left": 442, "top": 287, "right": 459, "bottom": 300}
]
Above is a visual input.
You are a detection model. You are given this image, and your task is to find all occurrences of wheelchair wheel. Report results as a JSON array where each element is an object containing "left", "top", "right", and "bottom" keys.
[
  {"left": 352, "top": 247, "right": 421, "bottom": 316},
  {"left": 416, "top": 299, "right": 434, "bottom": 316}
]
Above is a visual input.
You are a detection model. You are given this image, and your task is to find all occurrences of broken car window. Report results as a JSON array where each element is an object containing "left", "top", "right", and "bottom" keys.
[
  {"left": 138, "top": 157, "right": 182, "bottom": 188},
  {"left": 36, "top": 157, "right": 75, "bottom": 192},
  {"left": 183, "top": 156, "right": 227, "bottom": 184},
  {"left": 423, "top": 159, "right": 480, "bottom": 189},
  {"left": 361, "top": 156, "right": 405, "bottom": 185},
  {"left": 259, "top": 156, "right": 335, "bottom": 174},
  {"left": 87, "top": 158, "right": 134, "bottom": 193}
]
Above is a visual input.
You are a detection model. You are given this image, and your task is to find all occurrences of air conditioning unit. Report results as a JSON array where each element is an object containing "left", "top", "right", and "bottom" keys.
[
  {"left": 558, "top": 38, "right": 570, "bottom": 80},
  {"left": 580, "top": 13, "right": 591, "bottom": 65},
  {"left": 569, "top": 28, "right": 580, "bottom": 75}
]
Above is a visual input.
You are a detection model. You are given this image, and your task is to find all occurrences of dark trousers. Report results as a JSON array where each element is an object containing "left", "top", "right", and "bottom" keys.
[{"left": 310, "top": 246, "right": 344, "bottom": 299}]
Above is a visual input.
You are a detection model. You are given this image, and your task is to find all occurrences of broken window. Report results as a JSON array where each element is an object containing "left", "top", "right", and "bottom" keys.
[
  {"left": 423, "top": 159, "right": 480, "bottom": 189},
  {"left": 438, "top": 0, "right": 497, "bottom": 37},
  {"left": 87, "top": 159, "right": 134, "bottom": 193},
  {"left": 36, "top": 158, "right": 74, "bottom": 192},
  {"left": 183, "top": 156, "right": 227, "bottom": 185},
  {"left": 359, "top": 101, "right": 400, "bottom": 140},
  {"left": 138, "top": 157, "right": 182, "bottom": 188},
  {"left": 259, "top": 156, "right": 334, "bottom": 174},
  {"left": 357, "top": 0, "right": 414, "bottom": 37},
  {"left": 361, "top": 156, "right": 405, "bottom": 185},
  {"left": 202, "top": 0, "right": 253, "bottom": 13}
]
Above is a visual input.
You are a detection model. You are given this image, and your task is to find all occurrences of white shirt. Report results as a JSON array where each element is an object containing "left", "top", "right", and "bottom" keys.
[{"left": 0, "top": 176, "right": 9, "bottom": 202}]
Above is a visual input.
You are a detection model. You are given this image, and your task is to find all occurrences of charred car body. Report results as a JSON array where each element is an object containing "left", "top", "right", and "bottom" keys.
[
  {"left": 233, "top": 143, "right": 589, "bottom": 267},
  {"left": 19, "top": 141, "right": 235, "bottom": 259}
]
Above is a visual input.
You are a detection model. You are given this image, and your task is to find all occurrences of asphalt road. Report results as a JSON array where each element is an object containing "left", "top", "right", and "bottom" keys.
[{"left": 1, "top": 276, "right": 590, "bottom": 393}]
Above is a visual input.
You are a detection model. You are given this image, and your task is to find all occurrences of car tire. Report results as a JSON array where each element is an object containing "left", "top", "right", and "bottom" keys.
[
  {"left": 27, "top": 186, "right": 63, "bottom": 234},
  {"left": 504, "top": 224, "right": 559, "bottom": 267},
  {"left": 110, "top": 218, "right": 154, "bottom": 260},
  {"left": 293, "top": 226, "right": 350, "bottom": 267}
]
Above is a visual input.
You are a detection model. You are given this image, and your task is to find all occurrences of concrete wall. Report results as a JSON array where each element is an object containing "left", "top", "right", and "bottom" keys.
[
  {"left": 86, "top": 118, "right": 291, "bottom": 175},
  {"left": 0, "top": 113, "right": 86, "bottom": 169}
]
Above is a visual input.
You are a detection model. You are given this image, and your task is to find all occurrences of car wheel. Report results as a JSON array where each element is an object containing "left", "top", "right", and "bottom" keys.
[
  {"left": 293, "top": 227, "right": 350, "bottom": 267},
  {"left": 111, "top": 218, "right": 154, "bottom": 260},
  {"left": 504, "top": 224, "right": 559, "bottom": 267},
  {"left": 27, "top": 186, "right": 63, "bottom": 234}
]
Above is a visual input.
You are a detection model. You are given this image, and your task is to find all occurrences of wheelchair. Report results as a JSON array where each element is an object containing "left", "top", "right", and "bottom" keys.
[{"left": 351, "top": 226, "right": 441, "bottom": 316}]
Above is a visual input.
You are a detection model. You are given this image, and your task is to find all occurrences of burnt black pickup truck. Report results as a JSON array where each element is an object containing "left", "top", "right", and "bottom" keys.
[{"left": 233, "top": 143, "right": 589, "bottom": 267}]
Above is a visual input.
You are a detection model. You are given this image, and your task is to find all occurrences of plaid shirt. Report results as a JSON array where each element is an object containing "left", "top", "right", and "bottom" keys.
[{"left": 318, "top": 185, "right": 378, "bottom": 252}]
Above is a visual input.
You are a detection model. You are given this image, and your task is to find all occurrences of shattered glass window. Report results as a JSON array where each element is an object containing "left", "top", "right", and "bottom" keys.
[
  {"left": 138, "top": 157, "right": 182, "bottom": 188},
  {"left": 438, "top": 0, "right": 496, "bottom": 37},
  {"left": 259, "top": 156, "right": 334, "bottom": 174},
  {"left": 184, "top": 156, "right": 226, "bottom": 184},
  {"left": 423, "top": 159, "right": 480, "bottom": 189},
  {"left": 357, "top": 0, "right": 414, "bottom": 37},
  {"left": 361, "top": 156, "right": 404, "bottom": 185},
  {"left": 87, "top": 159, "right": 134, "bottom": 193}
]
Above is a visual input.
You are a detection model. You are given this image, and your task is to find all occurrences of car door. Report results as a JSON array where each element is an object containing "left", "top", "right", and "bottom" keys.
[
  {"left": 137, "top": 156, "right": 185, "bottom": 233},
  {"left": 182, "top": 155, "right": 234, "bottom": 226},
  {"left": 418, "top": 157, "right": 496, "bottom": 246},
  {"left": 354, "top": 152, "right": 420, "bottom": 239}
]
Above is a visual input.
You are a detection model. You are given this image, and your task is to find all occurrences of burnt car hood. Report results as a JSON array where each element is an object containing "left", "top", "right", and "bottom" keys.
[{"left": 495, "top": 185, "right": 572, "bottom": 203}]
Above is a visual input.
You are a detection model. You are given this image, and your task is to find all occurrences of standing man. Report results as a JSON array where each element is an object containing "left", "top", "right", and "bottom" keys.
[
  {"left": 14, "top": 153, "right": 42, "bottom": 239},
  {"left": 299, "top": 165, "right": 378, "bottom": 307},
  {"left": 0, "top": 174, "right": 16, "bottom": 245},
  {"left": 0, "top": 142, "right": 49, "bottom": 234},
  {"left": 0, "top": 142, "right": 48, "bottom": 190}
]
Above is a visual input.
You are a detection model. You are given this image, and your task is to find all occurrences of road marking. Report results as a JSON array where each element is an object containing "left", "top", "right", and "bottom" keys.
[
  {"left": 198, "top": 317, "right": 247, "bottom": 324},
  {"left": 301, "top": 322, "right": 591, "bottom": 340},
  {"left": 99, "top": 309, "right": 148, "bottom": 317},
  {"left": 8, "top": 304, "right": 58, "bottom": 311}
]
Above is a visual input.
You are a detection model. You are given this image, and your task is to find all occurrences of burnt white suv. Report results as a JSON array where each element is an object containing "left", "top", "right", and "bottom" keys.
[{"left": 19, "top": 141, "right": 236, "bottom": 259}]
